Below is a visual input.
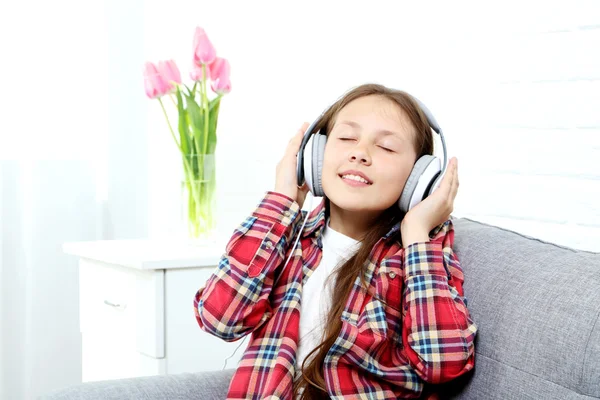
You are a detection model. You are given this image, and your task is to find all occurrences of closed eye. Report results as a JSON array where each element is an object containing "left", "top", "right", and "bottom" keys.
[{"left": 379, "top": 145, "right": 394, "bottom": 153}]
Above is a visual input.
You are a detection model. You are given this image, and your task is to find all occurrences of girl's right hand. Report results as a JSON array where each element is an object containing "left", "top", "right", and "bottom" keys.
[{"left": 274, "top": 122, "right": 311, "bottom": 209}]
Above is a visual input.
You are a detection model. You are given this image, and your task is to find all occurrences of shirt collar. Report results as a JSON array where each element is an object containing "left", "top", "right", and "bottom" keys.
[
  {"left": 300, "top": 197, "right": 327, "bottom": 238},
  {"left": 300, "top": 197, "right": 402, "bottom": 242}
]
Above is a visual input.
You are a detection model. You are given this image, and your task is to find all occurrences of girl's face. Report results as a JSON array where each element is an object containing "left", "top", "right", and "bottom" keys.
[{"left": 322, "top": 95, "right": 418, "bottom": 216}]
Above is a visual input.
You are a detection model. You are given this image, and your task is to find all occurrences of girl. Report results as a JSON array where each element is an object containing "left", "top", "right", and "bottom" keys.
[{"left": 194, "top": 83, "right": 478, "bottom": 399}]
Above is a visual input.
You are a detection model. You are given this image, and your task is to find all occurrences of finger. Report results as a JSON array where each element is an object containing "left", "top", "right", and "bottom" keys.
[
  {"left": 293, "top": 122, "right": 310, "bottom": 139},
  {"left": 289, "top": 122, "right": 309, "bottom": 145},
  {"left": 299, "top": 185, "right": 310, "bottom": 198},
  {"left": 288, "top": 123, "right": 310, "bottom": 156},
  {"left": 288, "top": 122, "right": 309, "bottom": 144},
  {"left": 440, "top": 158, "right": 456, "bottom": 195},
  {"left": 299, "top": 122, "right": 310, "bottom": 133},
  {"left": 446, "top": 159, "right": 459, "bottom": 200},
  {"left": 449, "top": 162, "right": 459, "bottom": 201}
]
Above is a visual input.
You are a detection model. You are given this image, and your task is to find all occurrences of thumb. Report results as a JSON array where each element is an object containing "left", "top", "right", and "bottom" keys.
[{"left": 297, "top": 182, "right": 310, "bottom": 206}]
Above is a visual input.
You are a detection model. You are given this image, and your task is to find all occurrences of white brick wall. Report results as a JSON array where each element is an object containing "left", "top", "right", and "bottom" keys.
[
  {"left": 144, "top": 1, "right": 600, "bottom": 252},
  {"left": 452, "top": 26, "right": 600, "bottom": 252}
]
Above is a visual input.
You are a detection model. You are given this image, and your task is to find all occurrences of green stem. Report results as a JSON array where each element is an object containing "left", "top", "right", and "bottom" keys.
[
  {"left": 201, "top": 64, "right": 210, "bottom": 155},
  {"left": 158, "top": 97, "right": 200, "bottom": 207},
  {"left": 183, "top": 162, "right": 216, "bottom": 239},
  {"left": 158, "top": 97, "right": 180, "bottom": 150}
]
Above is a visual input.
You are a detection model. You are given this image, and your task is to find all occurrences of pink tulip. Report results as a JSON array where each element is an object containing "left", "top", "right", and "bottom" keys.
[
  {"left": 210, "top": 57, "right": 231, "bottom": 94},
  {"left": 158, "top": 60, "right": 181, "bottom": 91},
  {"left": 190, "top": 62, "right": 210, "bottom": 82},
  {"left": 208, "top": 57, "right": 226, "bottom": 79},
  {"left": 143, "top": 62, "right": 170, "bottom": 99},
  {"left": 193, "top": 27, "right": 216, "bottom": 65}
]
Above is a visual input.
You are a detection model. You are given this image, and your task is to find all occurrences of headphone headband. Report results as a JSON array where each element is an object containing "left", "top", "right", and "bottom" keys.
[{"left": 411, "top": 96, "right": 448, "bottom": 177}]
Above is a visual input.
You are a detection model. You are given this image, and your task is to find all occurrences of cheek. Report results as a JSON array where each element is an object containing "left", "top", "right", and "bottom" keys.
[
  {"left": 322, "top": 147, "right": 338, "bottom": 176},
  {"left": 320, "top": 149, "right": 341, "bottom": 193},
  {"left": 381, "top": 164, "right": 412, "bottom": 196}
]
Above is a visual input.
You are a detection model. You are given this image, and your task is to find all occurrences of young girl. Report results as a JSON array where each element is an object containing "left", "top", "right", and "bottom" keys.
[{"left": 194, "top": 83, "right": 478, "bottom": 399}]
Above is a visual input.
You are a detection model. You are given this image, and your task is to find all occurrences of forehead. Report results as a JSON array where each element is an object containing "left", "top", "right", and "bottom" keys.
[{"left": 334, "top": 95, "right": 414, "bottom": 139}]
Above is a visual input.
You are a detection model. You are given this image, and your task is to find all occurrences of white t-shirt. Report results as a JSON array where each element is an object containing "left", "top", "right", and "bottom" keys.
[{"left": 294, "top": 218, "right": 360, "bottom": 393}]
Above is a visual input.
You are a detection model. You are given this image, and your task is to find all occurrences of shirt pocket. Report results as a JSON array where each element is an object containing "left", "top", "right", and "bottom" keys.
[
  {"left": 372, "top": 256, "right": 405, "bottom": 345},
  {"left": 345, "top": 276, "right": 392, "bottom": 340},
  {"left": 354, "top": 290, "right": 389, "bottom": 339}
]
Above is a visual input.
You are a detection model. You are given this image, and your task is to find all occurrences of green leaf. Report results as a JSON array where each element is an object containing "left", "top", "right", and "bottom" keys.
[
  {"left": 207, "top": 97, "right": 221, "bottom": 154},
  {"left": 183, "top": 84, "right": 194, "bottom": 98},
  {"left": 175, "top": 87, "right": 191, "bottom": 156},
  {"left": 209, "top": 95, "right": 221, "bottom": 112},
  {"left": 184, "top": 92, "right": 205, "bottom": 157}
]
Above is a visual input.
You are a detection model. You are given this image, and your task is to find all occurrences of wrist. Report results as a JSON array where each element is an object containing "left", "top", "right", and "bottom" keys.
[
  {"left": 273, "top": 186, "right": 294, "bottom": 199},
  {"left": 401, "top": 222, "right": 430, "bottom": 248}
]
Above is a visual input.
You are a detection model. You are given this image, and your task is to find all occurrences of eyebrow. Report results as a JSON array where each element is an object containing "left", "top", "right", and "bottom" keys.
[{"left": 337, "top": 120, "right": 406, "bottom": 141}]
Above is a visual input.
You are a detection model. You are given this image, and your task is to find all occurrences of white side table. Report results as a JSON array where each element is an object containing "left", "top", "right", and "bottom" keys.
[{"left": 63, "top": 238, "right": 244, "bottom": 383}]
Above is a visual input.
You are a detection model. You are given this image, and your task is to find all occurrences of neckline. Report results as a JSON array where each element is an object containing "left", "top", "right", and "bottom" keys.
[{"left": 322, "top": 218, "right": 361, "bottom": 257}]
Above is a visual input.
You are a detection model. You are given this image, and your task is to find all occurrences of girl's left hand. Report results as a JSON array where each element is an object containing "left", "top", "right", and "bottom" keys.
[{"left": 401, "top": 157, "right": 459, "bottom": 236}]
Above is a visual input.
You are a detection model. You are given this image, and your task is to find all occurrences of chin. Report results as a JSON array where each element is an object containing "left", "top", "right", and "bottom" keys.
[
  {"left": 328, "top": 191, "right": 394, "bottom": 214},
  {"left": 331, "top": 200, "right": 369, "bottom": 212},
  {"left": 323, "top": 177, "right": 397, "bottom": 211}
]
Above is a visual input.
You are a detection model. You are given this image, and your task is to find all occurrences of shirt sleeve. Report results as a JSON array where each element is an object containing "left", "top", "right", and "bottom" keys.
[
  {"left": 401, "top": 218, "right": 478, "bottom": 384},
  {"left": 193, "top": 191, "right": 303, "bottom": 342}
]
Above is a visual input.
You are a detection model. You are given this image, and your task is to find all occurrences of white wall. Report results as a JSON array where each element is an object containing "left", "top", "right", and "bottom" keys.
[
  {"left": 103, "top": 0, "right": 149, "bottom": 240},
  {"left": 456, "top": 26, "right": 600, "bottom": 251},
  {"left": 144, "top": 0, "right": 600, "bottom": 251}
]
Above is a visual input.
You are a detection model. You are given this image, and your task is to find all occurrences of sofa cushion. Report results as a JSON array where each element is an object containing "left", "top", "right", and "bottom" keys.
[{"left": 442, "top": 217, "right": 600, "bottom": 399}]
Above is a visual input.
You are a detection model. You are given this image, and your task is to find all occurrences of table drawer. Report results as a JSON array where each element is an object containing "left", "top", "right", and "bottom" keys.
[{"left": 79, "top": 259, "right": 165, "bottom": 358}]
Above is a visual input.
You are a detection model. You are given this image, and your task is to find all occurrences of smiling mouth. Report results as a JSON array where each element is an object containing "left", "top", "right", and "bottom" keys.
[{"left": 339, "top": 174, "right": 372, "bottom": 186}]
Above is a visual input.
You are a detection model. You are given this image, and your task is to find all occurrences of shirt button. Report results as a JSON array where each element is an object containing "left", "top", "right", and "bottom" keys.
[
  {"left": 388, "top": 271, "right": 396, "bottom": 279},
  {"left": 265, "top": 240, "right": 273, "bottom": 249},
  {"left": 284, "top": 210, "right": 291, "bottom": 217}
]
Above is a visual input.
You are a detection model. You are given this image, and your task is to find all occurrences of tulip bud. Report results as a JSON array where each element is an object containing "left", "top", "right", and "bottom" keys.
[
  {"left": 143, "top": 62, "right": 170, "bottom": 98},
  {"left": 158, "top": 60, "right": 181, "bottom": 92},
  {"left": 193, "top": 27, "right": 216, "bottom": 65},
  {"left": 210, "top": 57, "right": 231, "bottom": 94}
]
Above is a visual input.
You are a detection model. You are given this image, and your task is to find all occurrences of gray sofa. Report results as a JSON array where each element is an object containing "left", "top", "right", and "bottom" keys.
[{"left": 42, "top": 218, "right": 600, "bottom": 399}]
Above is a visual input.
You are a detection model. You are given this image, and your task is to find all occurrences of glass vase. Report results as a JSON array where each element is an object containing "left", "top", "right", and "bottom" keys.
[{"left": 181, "top": 153, "right": 217, "bottom": 244}]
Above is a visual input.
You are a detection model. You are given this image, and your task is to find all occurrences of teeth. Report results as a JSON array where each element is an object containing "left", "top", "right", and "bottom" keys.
[{"left": 341, "top": 174, "right": 370, "bottom": 184}]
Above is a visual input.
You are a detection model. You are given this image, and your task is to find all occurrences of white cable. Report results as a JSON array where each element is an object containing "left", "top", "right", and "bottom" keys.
[
  {"left": 283, "top": 193, "right": 313, "bottom": 271},
  {"left": 222, "top": 193, "right": 314, "bottom": 370}
]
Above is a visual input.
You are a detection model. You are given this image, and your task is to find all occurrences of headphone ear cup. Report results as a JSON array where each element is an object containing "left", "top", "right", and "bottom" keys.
[
  {"left": 303, "top": 134, "right": 315, "bottom": 194},
  {"left": 312, "top": 133, "right": 327, "bottom": 197},
  {"left": 398, "top": 155, "right": 441, "bottom": 213}
]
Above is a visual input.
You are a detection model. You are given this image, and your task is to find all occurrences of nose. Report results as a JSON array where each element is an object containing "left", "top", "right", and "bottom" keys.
[{"left": 348, "top": 143, "right": 371, "bottom": 165}]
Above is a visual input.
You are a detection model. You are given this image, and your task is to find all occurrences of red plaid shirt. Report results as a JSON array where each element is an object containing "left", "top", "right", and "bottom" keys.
[{"left": 194, "top": 191, "right": 477, "bottom": 399}]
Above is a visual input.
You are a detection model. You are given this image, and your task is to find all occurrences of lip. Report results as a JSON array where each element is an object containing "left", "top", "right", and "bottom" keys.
[{"left": 338, "top": 170, "right": 373, "bottom": 185}]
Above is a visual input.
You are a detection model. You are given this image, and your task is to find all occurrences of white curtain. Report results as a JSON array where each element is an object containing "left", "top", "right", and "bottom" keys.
[
  {"left": 0, "top": 0, "right": 147, "bottom": 398},
  {"left": 0, "top": 161, "right": 99, "bottom": 399}
]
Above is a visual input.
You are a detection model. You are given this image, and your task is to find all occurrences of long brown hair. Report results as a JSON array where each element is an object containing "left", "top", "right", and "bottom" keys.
[{"left": 292, "top": 83, "right": 435, "bottom": 399}]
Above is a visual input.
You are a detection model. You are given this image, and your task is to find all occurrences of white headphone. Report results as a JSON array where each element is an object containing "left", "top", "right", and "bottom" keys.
[{"left": 296, "top": 91, "right": 448, "bottom": 214}]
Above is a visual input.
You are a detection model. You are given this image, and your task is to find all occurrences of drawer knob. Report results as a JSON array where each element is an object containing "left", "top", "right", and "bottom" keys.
[{"left": 103, "top": 300, "right": 127, "bottom": 310}]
